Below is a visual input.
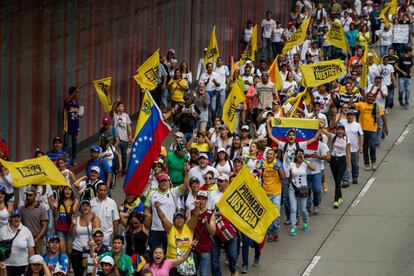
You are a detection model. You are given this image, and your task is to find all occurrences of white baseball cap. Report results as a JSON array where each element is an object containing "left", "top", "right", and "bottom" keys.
[
  {"left": 100, "top": 256, "right": 114, "bottom": 266},
  {"left": 90, "top": 166, "right": 101, "bottom": 174}
]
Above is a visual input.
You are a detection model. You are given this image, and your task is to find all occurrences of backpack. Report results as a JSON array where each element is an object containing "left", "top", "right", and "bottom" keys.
[
  {"left": 0, "top": 229, "right": 21, "bottom": 261},
  {"left": 215, "top": 213, "right": 237, "bottom": 243},
  {"left": 81, "top": 179, "right": 101, "bottom": 201}
]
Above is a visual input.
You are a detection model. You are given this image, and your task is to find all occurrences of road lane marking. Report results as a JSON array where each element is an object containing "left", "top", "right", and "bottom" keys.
[
  {"left": 351, "top": 177, "right": 376, "bottom": 208},
  {"left": 395, "top": 123, "right": 413, "bottom": 145},
  {"left": 302, "top": 256, "right": 321, "bottom": 276}
]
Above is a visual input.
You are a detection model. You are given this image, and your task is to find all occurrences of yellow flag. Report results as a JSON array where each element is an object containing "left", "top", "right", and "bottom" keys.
[
  {"left": 216, "top": 166, "right": 279, "bottom": 243},
  {"left": 0, "top": 156, "right": 70, "bottom": 188},
  {"left": 325, "top": 21, "right": 348, "bottom": 51},
  {"left": 133, "top": 50, "right": 160, "bottom": 91},
  {"left": 239, "top": 25, "right": 258, "bottom": 65},
  {"left": 93, "top": 77, "right": 112, "bottom": 112},
  {"left": 222, "top": 82, "right": 245, "bottom": 132},
  {"left": 371, "top": 48, "right": 380, "bottom": 65},
  {"left": 299, "top": 59, "right": 346, "bottom": 87},
  {"left": 268, "top": 56, "right": 283, "bottom": 91},
  {"left": 380, "top": 0, "right": 398, "bottom": 28},
  {"left": 282, "top": 17, "right": 311, "bottom": 54},
  {"left": 204, "top": 26, "right": 220, "bottom": 64},
  {"left": 359, "top": 46, "right": 369, "bottom": 90}
]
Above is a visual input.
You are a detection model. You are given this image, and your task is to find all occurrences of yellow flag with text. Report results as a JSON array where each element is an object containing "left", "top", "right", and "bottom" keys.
[
  {"left": 204, "top": 26, "right": 220, "bottom": 64},
  {"left": 268, "top": 56, "right": 283, "bottom": 91},
  {"left": 93, "top": 77, "right": 112, "bottom": 112},
  {"left": 380, "top": 0, "right": 398, "bottom": 28},
  {"left": 239, "top": 25, "right": 258, "bottom": 65},
  {"left": 299, "top": 59, "right": 346, "bottom": 87},
  {"left": 0, "top": 156, "right": 70, "bottom": 188},
  {"left": 134, "top": 50, "right": 160, "bottom": 91},
  {"left": 325, "top": 21, "right": 348, "bottom": 51},
  {"left": 222, "top": 82, "right": 245, "bottom": 132},
  {"left": 216, "top": 166, "right": 279, "bottom": 243},
  {"left": 282, "top": 17, "right": 310, "bottom": 54}
]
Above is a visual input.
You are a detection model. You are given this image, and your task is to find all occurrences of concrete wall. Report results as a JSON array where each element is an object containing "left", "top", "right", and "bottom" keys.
[{"left": 0, "top": 0, "right": 292, "bottom": 161}]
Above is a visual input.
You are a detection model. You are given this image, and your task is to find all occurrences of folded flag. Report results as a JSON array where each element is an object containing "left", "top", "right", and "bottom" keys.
[
  {"left": 271, "top": 117, "right": 320, "bottom": 150},
  {"left": 124, "top": 91, "right": 171, "bottom": 196}
]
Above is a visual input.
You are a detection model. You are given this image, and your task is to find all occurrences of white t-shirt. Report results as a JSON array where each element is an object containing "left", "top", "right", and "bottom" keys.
[
  {"left": 113, "top": 113, "right": 131, "bottom": 142},
  {"left": 261, "top": 19, "right": 276, "bottom": 38},
  {"left": 189, "top": 166, "right": 219, "bottom": 185},
  {"left": 37, "top": 185, "right": 53, "bottom": 211},
  {"left": 207, "top": 189, "right": 223, "bottom": 210},
  {"left": 289, "top": 162, "right": 309, "bottom": 188},
  {"left": 214, "top": 65, "right": 229, "bottom": 90},
  {"left": 90, "top": 196, "right": 120, "bottom": 238},
  {"left": 102, "top": 145, "right": 116, "bottom": 167},
  {"left": 376, "top": 64, "right": 394, "bottom": 86},
  {"left": 367, "top": 84, "right": 388, "bottom": 109},
  {"left": 368, "top": 64, "right": 378, "bottom": 84},
  {"left": 379, "top": 29, "right": 393, "bottom": 46},
  {"left": 304, "top": 111, "right": 328, "bottom": 128},
  {"left": 343, "top": 121, "right": 363, "bottom": 153},
  {"left": 185, "top": 192, "right": 196, "bottom": 213},
  {"left": 214, "top": 160, "right": 233, "bottom": 175},
  {"left": 0, "top": 173, "right": 13, "bottom": 194},
  {"left": 278, "top": 141, "right": 307, "bottom": 177},
  {"left": 0, "top": 224, "right": 34, "bottom": 266},
  {"left": 331, "top": 135, "right": 349, "bottom": 157},
  {"left": 312, "top": 91, "right": 331, "bottom": 114},
  {"left": 199, "top": 72, "right": 220, "bottom": 91},
  {"left": 146, "top": 188, "right": 183, "bottom": 231},
  {"left": 272, "top": 27, "right": 285, "bottom": 42},
  {"left": 243, "top": 27, "right": 253, "bottom": 43},
  {"left": 304, "top": 142, "right": 329, "bottom": 174},
  {"left": 0, "top": 207, "right": 9, "bottom": 227}
]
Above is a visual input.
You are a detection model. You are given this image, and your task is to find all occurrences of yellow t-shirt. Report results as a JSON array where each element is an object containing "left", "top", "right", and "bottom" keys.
[
  {"left": 166, "top": 224, "right": 193, "bottom": 259},
  {"left": 169, "top": 79, "right": 188, "bottom": 103},
  {"left": 357, "top": 32, "right": 370, "bottom": 47},
  {"left": 261, "top": 160, "right": 282, "bottom": 195},
  {"left": 339, "top": 86, "right": 359, "bottom": 94},
  {"left": 354, "top": 102, "right": 384, "bottom": 132}
]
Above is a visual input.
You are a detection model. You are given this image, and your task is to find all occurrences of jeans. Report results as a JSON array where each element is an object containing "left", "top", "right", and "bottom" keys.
[
  {"left": 342, "top": 152, "right": 360, "bottom": 182},
  {"left": 386, "top": 85, "right": 395, "bottom": 108},
  {"left": 322, "top": 46, "right": 332, "bottom": 60},
  {"left": 207, "top": 90, "right": 217, "bottom": 121},
  {"left": 289, "top": 186, "right": 309, "bottom": 228},
  {"left": 216, "top": 89, "right": 226, "bottom": 118},
  {"left": 376, "top": 117, "right": 384, "bottom": 146},
  {"left": 380, "top": 45, "right": 391, "bottom": 57},
  {"left": 71, "top": 249, "right": 85, "bottom": 276},
  {"left": 306, "top": 172, "right": 322, "bottom": 212},
  {"left": 363, "top": 131, "right": 377, "bottom": 165},
  {"left": 64, "top": 132, "right": 78, "bottom": 162},
  {"left": 148, "top": 230, "right": 167, "bottom": 252},
  {"left": 211, "top": 235, "right": 238, "bottom": 275},
  {"left": 193, "top": 252, "right": 211, "bottom": 276},
  {"left": 240, "top": 234, "right": 261, "bottom": 267},
  {"left": 267, "top": 194, "right": 281, "bottom": 236},
  {"left": 399, "top": 77, "right": 411, "bottom": 106},
  {"left": 161, "top": 87, "right": 170, "bottom": 109},
  {"left": 119, "top": 140, "right": 129, "bottom": 171},
  {"left": 282, "top": 178, "right": 291, "bottom": 220},
  {"left": 262, "top": 37, "right": 273, "bottom": 61},
  {"left": 330, "top": 156, "right": 346, "bottom": 201}
]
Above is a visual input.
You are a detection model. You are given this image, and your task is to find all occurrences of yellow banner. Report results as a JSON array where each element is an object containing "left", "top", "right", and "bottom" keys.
[
  {"left": 216, "top": 166, "right": 279, "bottom": 243},
  {"left": 325, "top": 21, "right": 348, "bottom": 51},
  {"left": 134, "top": 49, "right": 160, "bottom": 91},
  {"left": 371, "top": 49, "right": 380, "bottom": 65},
  {"left": 239, "top": 25, "right": 258, "bottom": 65},
  {"left": 204, "top": 26, "right": 220, "bottom": 64},
  {"left": 268, "top": 56, "right": 283, "bottom": 91},
  {"left": 93, "top": 77, "right": 112, "bottom": 112},
  {"left": 380, "top": 0, "right": 398, "bottom": 28},
  {"left": 299, "top": 59, "right": 346, "bottom": 87},
  {"left": 282, "top": 17, "right": 310, "bottom": 54},
  {"left": 0, "top": 156, "right": 70, "bottom": 188},
  {"left": 222, "top": 82, "right": 245, "bottom": 132}
]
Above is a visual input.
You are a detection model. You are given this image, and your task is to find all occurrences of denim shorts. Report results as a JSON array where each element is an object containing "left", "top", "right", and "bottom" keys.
[{"left": 56, "top": 230, "right": 74, "bottom": 242}]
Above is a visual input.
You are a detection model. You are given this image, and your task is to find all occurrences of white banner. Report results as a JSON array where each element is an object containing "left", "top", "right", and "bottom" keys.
[{"left": 393, "top": 24, "right": 409, "bottom": 44}]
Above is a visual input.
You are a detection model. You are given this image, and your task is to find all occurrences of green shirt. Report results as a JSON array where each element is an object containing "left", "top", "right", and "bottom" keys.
[
  {"left": 165, "top": 151, "right": 189, "bottom": 186},
  {"left": 99, "top": 252, "right": 134, "bottom": 275}
]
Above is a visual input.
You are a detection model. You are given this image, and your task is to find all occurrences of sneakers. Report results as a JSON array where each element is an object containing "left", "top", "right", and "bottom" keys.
[
  {"left": 303, "top": 223, "right": 310, "bottom": 232},
  {"left": 322, "top": 181, "right": 328, "bottom": 192},
  {"left": 352, "top": 178, "right": 358, "bottom": 184},
  {"left": 314, "top": 206, "right": 320, "bottom": 215},
  {"left": 267, "top": 235, "right": 273, "bottom": 242},
  {"left": 253, "top": 259, "right": 260, "bottom": 267},
  {"left": 338, "top": 198, "right": 344, "bottom": 205},
  {"left": 371, "top": 163, "right": 378, "bottom": 170},
  {"left": 273, "top": 234, "right": 279, "bottom": 242},
  {"left": 290, "top": 227, "right": 297, "bottom": 236},
  {"left": 334, "top": 201, "right": 339, "bottom": 209},
  {"left": 364, "top": 164, "right": 371, "bottom": 171},
  {"left": 241, "top": 265, "right": 248, "bottom": 274},
  {"left": 342, "top": 181, "right": 349, "bottom": 188},
  {"left": 284, "top": 220, "right": 290, "bottom": 225}
]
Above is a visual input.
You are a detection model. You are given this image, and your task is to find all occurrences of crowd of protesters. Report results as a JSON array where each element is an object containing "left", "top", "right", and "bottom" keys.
[{"left": 0, "top": 0, "right": 413, "bottom": 275}]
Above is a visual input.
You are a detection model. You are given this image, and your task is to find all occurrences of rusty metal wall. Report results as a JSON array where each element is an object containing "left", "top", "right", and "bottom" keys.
[{"left": 0, "top": 0, "right": 292, "bottom": 161}]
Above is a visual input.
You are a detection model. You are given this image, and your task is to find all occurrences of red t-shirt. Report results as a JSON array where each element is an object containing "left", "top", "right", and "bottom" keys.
[{"left": 193, "top": 210, "right": 213, "bottom": 253}]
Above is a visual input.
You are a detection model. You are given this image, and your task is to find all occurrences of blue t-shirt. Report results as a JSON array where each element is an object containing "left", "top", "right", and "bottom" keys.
[
  {"left": 86, "top": 158, "right": 112, "bottom": 182},
  {"left": 43, "top": 253, "right": 69, "bottom": 273},
  {"left": 47, "top": 149, "right": 71, "bottom": 168}
]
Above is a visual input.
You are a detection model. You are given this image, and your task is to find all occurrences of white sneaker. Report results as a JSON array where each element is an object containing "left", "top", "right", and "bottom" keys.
[
  {"left": 372, "top": 163, "right": 378, "bottom": 170},
  {"left": 364, "top": 164, "right": 371, "bottom": 171}
]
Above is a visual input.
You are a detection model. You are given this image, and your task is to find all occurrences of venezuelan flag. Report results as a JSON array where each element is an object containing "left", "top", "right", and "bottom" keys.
[
  {"left": 271, "top": 118, "right": 319, "bottom": 150},
  {"left": 124, "top": 91, "right": 171, "bottom": 196}
]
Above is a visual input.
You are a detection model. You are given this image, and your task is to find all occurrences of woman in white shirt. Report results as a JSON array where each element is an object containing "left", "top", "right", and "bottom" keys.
[
  {"left": 213, "top": 148, "right": 233, "bottom": 175},
  {"left": 282, "top": 72, "right": 298, "bottom": 100},
  {"left": 322, "top": 123, "right": 351, "bottom": 209},
  {"left": 0, "top": 186, "right": 10, "bottom": 227},
  {"left": 180, "top": 61, "right": 193, "bottom": 87},
  {"left": 288, "top": 149, "right": 316, "bottom": 236},
  {"left": 378, "top": 24, "right": 393, "bottom": 56}
]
